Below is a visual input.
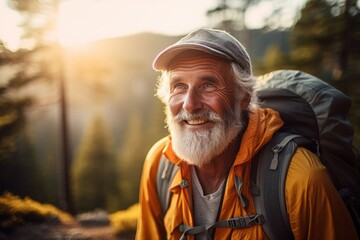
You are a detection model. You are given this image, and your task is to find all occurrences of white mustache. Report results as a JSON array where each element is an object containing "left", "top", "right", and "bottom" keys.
[{"left": 173, "top": 110, "right": 222, "bottom": 123}]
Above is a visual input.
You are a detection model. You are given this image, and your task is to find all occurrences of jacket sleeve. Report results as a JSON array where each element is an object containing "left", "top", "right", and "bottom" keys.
[
  {"left": 135, "top": 138, "right": 168, "bottom": 240},
  {"left": 285, "top": 147, "right": 358, "bottom": 240}
]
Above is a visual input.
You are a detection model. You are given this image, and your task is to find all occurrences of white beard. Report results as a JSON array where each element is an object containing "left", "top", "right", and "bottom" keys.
[{"left": 166, "top": 103, "right": 244, "bottom": 167}]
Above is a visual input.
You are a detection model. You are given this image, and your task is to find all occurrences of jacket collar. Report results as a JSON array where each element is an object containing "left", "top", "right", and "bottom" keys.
[{"left": 163, "top": 107, "right": 283, "bottom": 168}]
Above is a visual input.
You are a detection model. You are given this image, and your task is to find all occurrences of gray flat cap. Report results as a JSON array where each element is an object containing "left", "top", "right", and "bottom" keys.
[{"left": 153, "top": 28, "right": 252, "bottom": 75}]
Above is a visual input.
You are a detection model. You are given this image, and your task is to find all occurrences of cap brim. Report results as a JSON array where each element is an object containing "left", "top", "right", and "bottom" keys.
[{"left": 152, "top": 43, "right": 233, "bottom": 71}]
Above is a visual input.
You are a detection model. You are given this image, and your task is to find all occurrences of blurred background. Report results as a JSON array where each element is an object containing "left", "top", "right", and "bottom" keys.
[{"left": 0, "top": 0, "right": 359, "bottom": 224}]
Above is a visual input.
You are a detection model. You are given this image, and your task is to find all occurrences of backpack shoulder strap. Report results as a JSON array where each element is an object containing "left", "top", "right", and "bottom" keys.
[
  {"left": 250, "top": 132, "right": 316, "bottom": 240},
  {"left": 156, "top": 155, "right": 264, "bottom": 239},
  {"left": 156, "top": 155, "right": 179, "bottom": 214}
]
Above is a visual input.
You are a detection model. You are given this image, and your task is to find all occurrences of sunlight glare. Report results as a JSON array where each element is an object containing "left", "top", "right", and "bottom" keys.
[
  {"left": 3, "top": 0, "right": 307, "bottom": 49},
  {"left": 57, "top": 0, "right": 214, "bottom": 46},
  {"left": 58, "top": 0, "right": 106, "bottom": 46},
  {"left": 0, "top": 3, "right": 22, "bottom": 50}
]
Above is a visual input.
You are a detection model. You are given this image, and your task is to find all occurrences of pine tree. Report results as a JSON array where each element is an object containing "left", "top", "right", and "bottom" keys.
[
  {"left": 290, "top": 0, "right": 360, "bottom": 148},
  {"left": 0, "top": 0, "right": 57, "bottom": 159},
  {"left": 0, "top": 129, "right": 45, "bottom": 201},
  {"left": 72, "top": 114, "right": 118, "bottom": 213},
  {"left": 291, "top": 0, "right": 360, "bottom": 83},
  {"left": 116, "top": 111, "right": 145, "bottom": 209}
]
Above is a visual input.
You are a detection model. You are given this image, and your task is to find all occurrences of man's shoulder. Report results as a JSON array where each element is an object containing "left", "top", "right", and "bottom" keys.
[
  {"left": 140, "top": 136, "right": 171, "bottom": 184},
  {"left": 148, "top": 136, "right": 170, "bottom": 156},
  {"left": 143, "top": 136, "right": 170, "bottom": 168},
  {"left": 287, "top": 147, "right": 328, "bottom": 187}
]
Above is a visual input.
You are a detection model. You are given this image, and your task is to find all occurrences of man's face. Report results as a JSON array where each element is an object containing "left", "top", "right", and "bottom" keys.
[{"left": 166, "top": 51, "right": 245, "bottom": 167}]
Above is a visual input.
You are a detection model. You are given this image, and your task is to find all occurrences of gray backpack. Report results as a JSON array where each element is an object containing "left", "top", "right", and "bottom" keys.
[{"left": 156, "top": 70, "right": 360, "bottom": 239}]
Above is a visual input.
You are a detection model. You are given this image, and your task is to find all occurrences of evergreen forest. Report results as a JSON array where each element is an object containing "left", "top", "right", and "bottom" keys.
[{"left": 1, "top": 0, "right": 359, "bottom": 218}]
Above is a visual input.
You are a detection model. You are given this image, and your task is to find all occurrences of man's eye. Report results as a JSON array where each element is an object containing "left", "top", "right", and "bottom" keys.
[
  {"left": 202, "top": 82, "right": 217, "bottom": 91},
  {"left": 171, "top": 83, "right": 187, "bottom": 93}
]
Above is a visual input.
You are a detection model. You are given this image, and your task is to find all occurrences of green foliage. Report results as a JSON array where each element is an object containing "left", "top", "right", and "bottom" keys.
[
  {"left": 0, "top": 192, "right": 73, "bottom": 231},
  {"left": 254, "top": 0, "right": 360, "bottom": 149},
  {"left": 0, "top": 45, "right": 34, "bottom": 159},
  {"left": 255, "top": 43, "right": 292, "bottom": 74},
  {"left": 290, "top": 0, "right": 360, "bottom": 148},
  {"left": 109, "top": 203, "right": 138, "bottom": 235},
  {"left": 0, "top": 96, "right": 32, "bottom": 159},
  {"left": 71, "top": 114, "right": 118, "bottom": 213},
  {"left": 116, "top": 112, "right": 144, "bottom": 208},
  {"left": 0, "top": 130, "right": 45, "bottom": 202},
  {"left": 116, "top": 103, "right": 167, "bottom": 209},
  {"left": 0, "top": 0, "right": 57, "bottom": 159},
  {"left": 291, "top": 0, "right": 360, "bottom": 80}
]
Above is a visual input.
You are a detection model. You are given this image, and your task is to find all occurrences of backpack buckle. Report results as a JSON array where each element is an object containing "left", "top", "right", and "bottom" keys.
[
  {"left": 227, "top": 214, "right": 264, "bottom": 229},
  {"left": 245, "top": 214, "right": 265, "bottom": 226},
  {"left": 179, "top": 178, "right": 189, "bottom": 188}
]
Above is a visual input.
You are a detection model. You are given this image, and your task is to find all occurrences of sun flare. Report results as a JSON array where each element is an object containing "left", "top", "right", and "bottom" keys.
[
  {"left": 57, "top": 0, "right": 111, "bottom": 46},
  {"left": 2, "top": 0, "right": 306, "bottom": 49},
  {"left": 56, "top": 0, "right": 212, "bottom": 47}
]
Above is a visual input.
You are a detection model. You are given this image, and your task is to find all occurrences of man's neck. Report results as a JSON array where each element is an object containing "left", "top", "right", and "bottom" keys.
[{"left": 193, "top": 134, "right": 241, "bottom": 195}]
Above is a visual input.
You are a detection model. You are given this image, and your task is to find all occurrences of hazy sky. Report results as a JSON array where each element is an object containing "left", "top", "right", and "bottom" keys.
[{"left": 0, "top": 0, "right": 305, "bottom": 49}]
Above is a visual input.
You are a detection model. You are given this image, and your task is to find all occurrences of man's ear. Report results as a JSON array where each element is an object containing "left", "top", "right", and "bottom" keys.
[{"left": 240, "top": 96, "right": 250, "bottom": 110}]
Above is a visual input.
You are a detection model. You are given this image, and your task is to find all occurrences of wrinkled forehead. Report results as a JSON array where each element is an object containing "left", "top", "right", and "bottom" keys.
[{"left": 167, "top": 50, "right": 234, "bottom": 82}]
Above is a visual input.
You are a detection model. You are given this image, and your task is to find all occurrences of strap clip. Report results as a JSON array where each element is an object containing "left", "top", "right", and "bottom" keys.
[
  {"left": 179, "top": 178, "right": 189, "bottom": 188},
  {"left": 227, "top": 214, "right": 264, "bottom": 229}
]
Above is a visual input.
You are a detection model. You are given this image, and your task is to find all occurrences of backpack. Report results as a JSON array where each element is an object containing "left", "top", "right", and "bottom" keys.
[
  {"left": 156, "top": 70, "right": 360, "bottom": 239},
  {"left": 255, "top": 70, "right": 360, "bottom": 238}
]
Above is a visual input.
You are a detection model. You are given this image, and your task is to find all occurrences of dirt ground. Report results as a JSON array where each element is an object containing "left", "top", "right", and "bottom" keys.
[{"left": 0, "top": 222, "right": 135, "bottom": 240}]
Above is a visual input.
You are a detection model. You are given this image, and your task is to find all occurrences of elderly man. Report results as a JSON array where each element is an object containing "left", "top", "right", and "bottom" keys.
[{"left": 135, "top": 28, "right": 357, "bottom": 239}]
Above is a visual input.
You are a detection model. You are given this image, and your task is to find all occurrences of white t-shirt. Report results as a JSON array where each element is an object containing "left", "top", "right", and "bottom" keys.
[{"left": 191, "top": 166, "right": 226, "bottom": 240}]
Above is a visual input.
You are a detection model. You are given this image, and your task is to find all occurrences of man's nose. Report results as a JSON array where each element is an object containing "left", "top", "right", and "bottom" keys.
[{"left": 183, "top": 88, "right": 203, "bottom": 113}]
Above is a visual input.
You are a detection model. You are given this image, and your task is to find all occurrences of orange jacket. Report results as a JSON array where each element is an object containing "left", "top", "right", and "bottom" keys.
[{"left": 136, "top": 108, "right": 358, "bottom": 240}]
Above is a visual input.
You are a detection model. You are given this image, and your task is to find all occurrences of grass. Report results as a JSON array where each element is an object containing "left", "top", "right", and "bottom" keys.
[
  {"left": 0, "top": 192, "right": 74, "bottom": 231},
  {"left": 109, "top": 203, "right": 138, "bottom": 235},
  {"left": 0, "top": 192, "right": 140, "bottom": 236}
]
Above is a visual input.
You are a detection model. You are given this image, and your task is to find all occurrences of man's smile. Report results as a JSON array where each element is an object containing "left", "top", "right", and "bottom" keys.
[{"left": 185, "top": 119, "right": 208, "bottom": 125}]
